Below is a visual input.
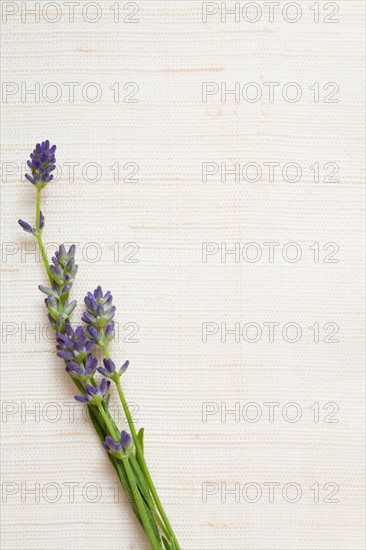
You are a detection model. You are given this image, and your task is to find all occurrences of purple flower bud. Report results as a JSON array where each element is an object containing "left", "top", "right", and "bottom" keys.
[
  {"left": 85, "top": 341, "right": 94, "bottom": 353},
  {"left": 87, "top": 325, "right": 101, "bottom": 341},
  {"left": 119, "top": 360, "right": 129, "bottom": 375},
  {"left": 105, "top": 322, "right": 115, "bottom": 342},
  {"left": 106, "top": 435, "right": 122, "bottom": 454},
  {"left": 100, "top": 378, "right": 109, "bottom": 394},
  {"left": 97, "top": 367, "right": 110, "bottom": 377},
  {"left": 82, "top": 312, "right": 97, "bottom": 326},
  {"left": 66, "top": 362, "right": 84, "bottom": 376},
  {"left": 121, "top": 430, "right": 132, "bottom": 451},
  {"left": 74, "top": 395, "right": 89, "bottom": 403},
  {"left": 97, "top": 358, "right": 116, "bottom": 379},
  {"left": 94, "top": 286, "right": 103, "bottom": 300},
  {"left": 85, "top": 354, "right": 98, "bottom": 372},
  {"left": 18, "top": 219, "right": 35, "bottom": 233},
  {"left": 104, "top": 359, "right": 116, "bottom": 373},
  {"left": 57, "top": 350, "right": 75, "bottom": 361}
]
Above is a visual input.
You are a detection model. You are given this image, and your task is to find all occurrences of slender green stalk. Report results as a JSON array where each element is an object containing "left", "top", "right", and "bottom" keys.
[
  {"left": 97, "top": 403, "right": 119, "bottom": 439},
  {"left": 115, "top": 378, "right": 180, "bottom": 550},
  {"left": 98, "top": 405, "right": 160, "bottom": 550},
  {"left": 123, "top": 456, "right": 160, "bottom": 550},
  {"left": 102, "top": 344, "right": 177, "bottom": 546},
  {"left": 35, "top": 188, "right": 52, "bottom": 283}
]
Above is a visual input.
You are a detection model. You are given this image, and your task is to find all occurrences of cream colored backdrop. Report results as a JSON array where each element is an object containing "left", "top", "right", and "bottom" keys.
[{"left": 1, "top": 1, "right": 365, "bottom": 549}]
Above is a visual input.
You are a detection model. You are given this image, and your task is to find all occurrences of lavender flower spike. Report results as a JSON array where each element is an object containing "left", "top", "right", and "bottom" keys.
[
  {"left": 25, "top": 140, "right": 56, "bottom": 188},
  {"left": 82, "top": 286, "right": 116, "bottom": 346}
]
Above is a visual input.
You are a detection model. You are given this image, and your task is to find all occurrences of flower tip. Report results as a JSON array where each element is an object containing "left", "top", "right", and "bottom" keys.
[
  {"left": 121, "top": 430, "right": 132, "bottom": 450},
  {"left": 74, "top": 395, "right": 87, "bottom": 403},
  {"left": 18, "top": 219, "right": 35, "bottom": 233},
  {"left": 119, "top": 360, "right": 129, "bottom": 375}
]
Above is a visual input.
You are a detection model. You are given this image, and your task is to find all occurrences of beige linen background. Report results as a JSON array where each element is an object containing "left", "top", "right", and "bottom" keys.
[{"left": 0, "top": 1, "right": 365, "bottom": 549}]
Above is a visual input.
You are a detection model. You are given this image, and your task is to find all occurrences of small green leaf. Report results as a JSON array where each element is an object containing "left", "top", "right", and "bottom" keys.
[
  {"left": 137, "top": 427, "right": 144, "bottom": 452},
  {"left": 104, "top": 393, "right": 110, "bottom": 411},
  {"left": 162, "top": 536, "right": 170, "bottom": 550}
]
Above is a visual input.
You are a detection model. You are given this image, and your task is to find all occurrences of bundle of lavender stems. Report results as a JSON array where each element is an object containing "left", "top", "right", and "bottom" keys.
[{"left": 19, "top": 141, "right": 180, "bottom": 550}]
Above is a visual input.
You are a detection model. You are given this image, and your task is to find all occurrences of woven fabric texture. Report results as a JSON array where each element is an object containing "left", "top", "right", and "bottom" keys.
[{"left": 1, "top": 1, "right": 365, "bottom": 549}]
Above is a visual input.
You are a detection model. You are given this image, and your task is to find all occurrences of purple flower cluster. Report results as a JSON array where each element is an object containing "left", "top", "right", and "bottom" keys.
[
  {"left": 55, "top": 323, "right": 100, "bottom": 384},
  {"left": 66, "top": 354, "right": 98, "bottom": 380},
  {"left": 98, "top": 358, "right": 129, "bottom": 379},
  {"left": 82, "top": 286, "right": 116, "bottom": 345},
  {"left": 50, "top": 244, "right": 78, "bottom": 290},
  {"left": 56, "top": 324, "right": 94, "bottom": 363},
  {"left": 75, "top": 379, "right": 110, "bottom": 405},
  {"left": 103, "top": 430, "right": 132, "bottom": 456},
  {"left": 25, "top": 140, "right": 56, "bottom": 187}
]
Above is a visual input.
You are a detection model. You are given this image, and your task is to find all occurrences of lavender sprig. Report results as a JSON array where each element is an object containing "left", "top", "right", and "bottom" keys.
[
  {"left": 18, "top": 141, "right": 57, "bottom": 283},
  {"left": 19, "top": 141, "right": 180, "bottom": 550}
]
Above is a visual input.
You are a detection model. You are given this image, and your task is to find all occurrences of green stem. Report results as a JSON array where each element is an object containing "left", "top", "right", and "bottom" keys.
[
  {"left": 97, "top": 403, "right": 119, "bottom": 440},
  {"left": 102, "top": 342, "right": 173, "bottom": 542},
  {"left": 98, "top": 405, "right": 159, "bottom": 550},
  {"left": 115, "top": 379, "right": 180, "bottom": 550},
  {"left": 102, "top": 344, "right": 111, "bottom": 359},
  {"left": 102, "top": 343, "right": 177, "bottom": 544},
  {"left": 123, "top": 455, "right": 160, "bottom": 550},
  {"left": 35, "top": 188, "right": 52, "bottom": 284}
]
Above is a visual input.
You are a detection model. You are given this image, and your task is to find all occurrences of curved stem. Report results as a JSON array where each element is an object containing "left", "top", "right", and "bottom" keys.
[
  {"left": 101, "top": 344, "right": 111, "bottom": 359},
  {"left": 115, "top": 379, "right": 180, "bottom": 550},
  {"left": 98, "top": 403, "right": 120, "bottom": 440},
  {"left": 123, "top": 455, "right": 160, "bottom": 550},
  {"left": 36, "top": 234, "right": 52, "bottom": 283},
  {"left": 35, "top": 188, "right": 52, "bottom": 284},
  {"left": 99, "top": 346, "right": 170, "bottom": 540},
  {"left": 98, "top": 405, "right": 160, "bottom": 550}
]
